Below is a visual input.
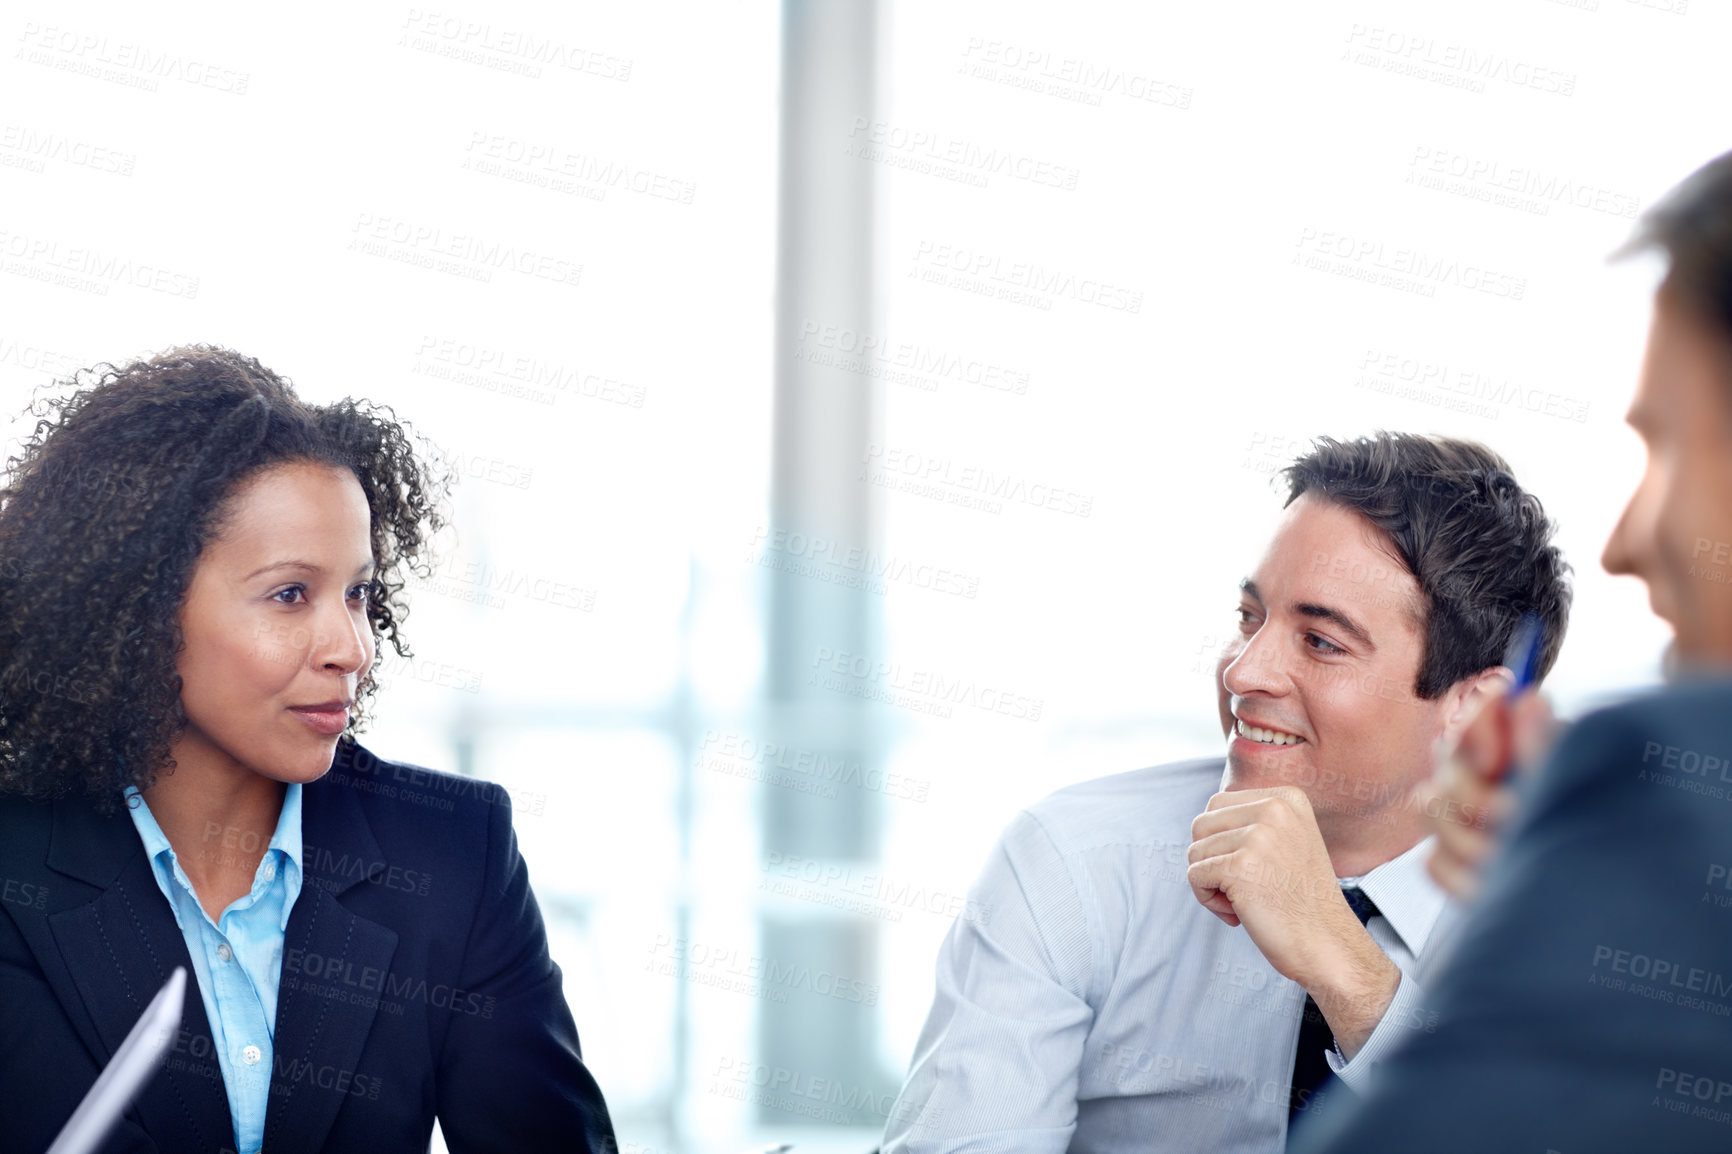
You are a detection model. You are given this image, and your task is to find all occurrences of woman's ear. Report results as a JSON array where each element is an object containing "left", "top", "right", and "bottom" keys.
[{"left": 1441, "top": 666, "right": 1515, "bottom": 746}]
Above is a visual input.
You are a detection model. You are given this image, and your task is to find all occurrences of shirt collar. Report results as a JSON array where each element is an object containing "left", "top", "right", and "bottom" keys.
[
  {"left": 121, "top": 784, "right": 175, "bottom": 865},
  {"left": 122, "top": 782, "right": 305, "bottom": 925},
  {"left": 1349, "top": 835, "right": 1448, "bottom": 956}
]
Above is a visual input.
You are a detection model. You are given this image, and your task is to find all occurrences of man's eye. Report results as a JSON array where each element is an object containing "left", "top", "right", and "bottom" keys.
[{"left": 1305, "top": 633, "right": 1343, "bottom": 655}]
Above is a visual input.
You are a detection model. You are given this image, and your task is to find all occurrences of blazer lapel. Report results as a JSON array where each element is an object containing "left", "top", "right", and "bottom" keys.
[
  {"left": 43, "top": 800, "right": 235, "bottom": 1153},
  {"left": 264, "top": 772, "right": 399, "bottom": 1152}
]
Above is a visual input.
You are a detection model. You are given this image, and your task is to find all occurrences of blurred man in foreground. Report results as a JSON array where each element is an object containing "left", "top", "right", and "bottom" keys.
[
  {"left": 1295, "top": 153, "right": 1732, "bottom": 1154},
  {"left": 882, "top": 433, "right": 1570, "bottom": 1153}
]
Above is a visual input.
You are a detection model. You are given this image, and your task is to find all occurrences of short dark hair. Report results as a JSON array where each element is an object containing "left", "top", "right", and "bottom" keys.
[
  {"left": 0, "top": 345, "right": 450, "bottom": 810},
  {"left": 1282, "top": 433, "right": 1571, "bottom": 700},
  {"left": 1617, "top": 151, "right": 1732, "bottom": 344}
]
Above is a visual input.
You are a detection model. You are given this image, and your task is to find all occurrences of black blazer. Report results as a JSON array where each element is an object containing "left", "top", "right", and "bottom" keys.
[
  {"left": 0, "top": 742, "right": 615, "bottom": 1153},
  {"left": 1293, "top": 678, "right": 1732, "bottom": 1154}
]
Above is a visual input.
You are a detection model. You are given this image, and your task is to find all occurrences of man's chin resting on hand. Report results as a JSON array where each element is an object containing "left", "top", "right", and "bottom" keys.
[{"left": 880, "top": 432, "right": 1571, "bottom": 1154}]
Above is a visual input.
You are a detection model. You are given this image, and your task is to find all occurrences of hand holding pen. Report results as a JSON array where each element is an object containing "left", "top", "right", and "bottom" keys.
[{"left": 1421, "top": 613, "right": 1558, "bottom": 902}]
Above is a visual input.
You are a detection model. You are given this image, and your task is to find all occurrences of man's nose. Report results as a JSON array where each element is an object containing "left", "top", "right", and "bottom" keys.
[{"left": 1222, "top": 627, "right": 1290, "bottom": 696}]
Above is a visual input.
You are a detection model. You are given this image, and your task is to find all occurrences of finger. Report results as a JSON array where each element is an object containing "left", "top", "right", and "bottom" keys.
[
  {"left": 1186, "top": 826, "right": 1252, "bottom": 867},
  {"left": 1188, "top": 850, "right": 1285, "bottom": 911},
  {"left": 1429, "top": 756, "right": 1494, "bottom": 833},
  {"left": 1409, "top": 777, "right": 1442, "bottom": 822},
  {"left": 1484, "top": 782, "right": 1520, "bottom": 827},
  {"left": 1416, "top": 778, "right": 1482, "bottom": 834},
  {"left": 1510, "top": 691, "right": 1556, "bottom": 767},
  {"left": 1201, "top": 888, "right": 1242, "bottom": 926},
  {"left": 1427, "top": 845, "right": 1480, "bottom": 902},
  {"left": 1455, "top": 697, "right": 1514, "bottom": 782},
  {"left": 1432, "top": 762, "right": 1499, "bottom": 831},
  {"left": 1186, "top": 865, "right": 1242, "bottom": 925},
  {"left": 1192, "top": 798, "right": 1267, "bottom": 840},
  {"left": 1187, "top": 854, "right": 1237, "bottom": 901},
  {"left": 1203, "top": 788, "right": 1267, "bottom": 812},
  {"left": 1431, "top": 808, "right": 1492, "bottom": 866},
  {"left": 1203, "top": 785, "right": 1299, "bottom": 811}
]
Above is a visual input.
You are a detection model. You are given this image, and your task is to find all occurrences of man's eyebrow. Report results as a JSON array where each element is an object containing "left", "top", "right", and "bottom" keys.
[
  {"left": 1294, "top": 602, "right": 1375, "bottom": 651},
  {"left": 1238, "top": 578, "right": 1263, "bottom": 603}
]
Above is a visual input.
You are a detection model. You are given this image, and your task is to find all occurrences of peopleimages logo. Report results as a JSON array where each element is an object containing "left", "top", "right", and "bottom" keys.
[
  {"left": 463, "top": 131, "right": 695, "bottom": 204},
  {"left": 748, "top": 526, "right": 980, "bottom": 600},
  {"left": 710, "top": 1057, "right": 939, "bottom": 1127},
  {"left": 794, "top": 321, "right": 1030, "bottom": 395},
  {"left": 808, "top": 647, "right": 1044, "bottom": 722},
  {"left": 645, "top": 934, "right": 880, "bottom": 1006},
  {"left": 0, "top": 228, "right": 200, "bottom": 298},
  {"left": 348, "top": 213, "right": 582, "bottom": 288},
  {"left": 283, "top": 948, "right": 497, "bottom": 1018},
  {"left": 1589, "top": 944, "right": 1732, "bottom": 1016},
  {"left": 860, "top": 443, "right": 1094, "bottom": 518},
  {"left": 15, "top": 23, "right": 251, "bottom": 94},
  {"left": 956, "top": 38, "right": 1194, "bottom": 110},
  {"left": 910, "top": 241, "right": 1143, "bottom": 313},
  {"left": 698, "top": 729, "right": 932, "bottom": 803},
  {"left": 846, "top": 118, "right": 1080, "bottom": 190},
  {"left": 1293, "top": 228, "right": 1525, "bottom": 301},
  {"left": 761, "top": 851, "right": 989, "bottom": 927},
  {"left": 1353, "top": 347, "right": 1590, "bottom": 423}
]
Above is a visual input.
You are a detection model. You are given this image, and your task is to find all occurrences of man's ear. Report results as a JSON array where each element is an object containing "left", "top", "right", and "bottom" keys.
[{"left": 1439, "top": 666, "right": 1515, "bottom": 745}]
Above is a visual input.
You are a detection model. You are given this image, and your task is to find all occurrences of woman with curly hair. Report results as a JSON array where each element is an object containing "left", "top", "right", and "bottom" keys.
[{"left": 0, "top": 346, "right": 615, "bottom": 1153}]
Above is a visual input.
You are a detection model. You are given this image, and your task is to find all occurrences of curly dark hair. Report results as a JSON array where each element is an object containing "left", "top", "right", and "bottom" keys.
[
  {"left": 1282, "top": 432, "right": 1573, "bottom": 699},
  {"left": 0, "top": 344, "right": 449, "bottom": 810}
]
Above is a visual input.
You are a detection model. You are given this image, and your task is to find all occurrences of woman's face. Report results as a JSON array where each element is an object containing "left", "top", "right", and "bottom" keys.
[{"left": 174, "top": 461, "right": 376, "bottom": 784}]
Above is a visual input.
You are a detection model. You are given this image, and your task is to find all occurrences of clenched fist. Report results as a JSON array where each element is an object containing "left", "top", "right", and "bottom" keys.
[{"left": 1188, "top": 787, "right": 1400, "bottom": 1058}]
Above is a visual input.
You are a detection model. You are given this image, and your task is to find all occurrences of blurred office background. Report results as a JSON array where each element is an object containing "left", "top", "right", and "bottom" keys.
[{"left": 0, "top": 1, "right": 1725, "bottom": 1149}]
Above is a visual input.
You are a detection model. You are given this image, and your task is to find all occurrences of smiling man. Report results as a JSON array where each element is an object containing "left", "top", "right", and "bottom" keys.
[
  {"left": 1290, "top": 152, "right": 1732, "bottom": 1154},
  {"left": 881, "top": 433, "right": 1571, "bottom": 1153}
]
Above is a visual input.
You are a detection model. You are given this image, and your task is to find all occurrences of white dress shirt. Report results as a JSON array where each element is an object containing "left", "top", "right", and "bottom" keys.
[{"left": 883, "top": 758, "right": 1456, "bottom": 1153}]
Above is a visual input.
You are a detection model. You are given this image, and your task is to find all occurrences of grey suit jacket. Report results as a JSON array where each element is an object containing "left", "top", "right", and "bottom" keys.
[{"left": 1293, "top": 678, "right": 1732, "bottom": 1154}]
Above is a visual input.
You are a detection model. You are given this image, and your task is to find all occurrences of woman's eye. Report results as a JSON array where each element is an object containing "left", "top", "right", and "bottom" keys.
[
  {"left": 348, "top": 581, "right": 375, "bottom": 601},
  {"left": 272, "top": 585, "right": 307, "bottom": 605}
]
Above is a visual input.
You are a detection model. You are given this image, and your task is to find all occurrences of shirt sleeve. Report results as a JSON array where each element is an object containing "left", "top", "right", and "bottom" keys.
[
  {"left": 1324, "top": 968, "right": 1432, "bottom": 1091},
  {"left": 881, "top": 811, "right": 1097, "bottom": 1154}
]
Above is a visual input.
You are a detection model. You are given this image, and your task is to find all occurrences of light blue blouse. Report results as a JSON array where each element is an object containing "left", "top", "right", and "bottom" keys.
[{"left": 123, "top": 783, "right": 304, "bottom": 1154}]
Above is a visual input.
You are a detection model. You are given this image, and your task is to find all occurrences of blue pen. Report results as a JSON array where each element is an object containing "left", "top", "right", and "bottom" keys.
[{"left": 1504, "top": 612, "right": 1546, "bottom": 692}]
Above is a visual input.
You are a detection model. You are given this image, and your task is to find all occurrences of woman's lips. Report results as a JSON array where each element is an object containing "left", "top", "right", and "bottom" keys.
[{"left": 288, "top": 706, "right": 348, "bottom": 736}]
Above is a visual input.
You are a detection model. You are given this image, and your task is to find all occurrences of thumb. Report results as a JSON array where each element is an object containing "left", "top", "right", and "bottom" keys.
[
  {"left": 1509, "top": 690, "right": 1555, "bottom": 769},
  {"left": 1453, "top": 693, "right": 1514, "bottom": 782}
]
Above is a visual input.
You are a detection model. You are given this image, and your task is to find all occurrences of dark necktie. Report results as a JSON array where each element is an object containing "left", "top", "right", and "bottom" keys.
[{"left": 1288, "top": 886, "right": 1380, "bottom": 1128}]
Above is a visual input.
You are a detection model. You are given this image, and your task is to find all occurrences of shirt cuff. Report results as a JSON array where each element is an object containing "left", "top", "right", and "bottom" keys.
[{"left": 1325, "top": 970, "right": 1428, "bottom": 1092}]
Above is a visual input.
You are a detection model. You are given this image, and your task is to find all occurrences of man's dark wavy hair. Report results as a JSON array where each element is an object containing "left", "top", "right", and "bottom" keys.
[
  {"left": 1282, "top": 433, "right": 1572, "bottom": 699},
  {"left": 0, "top": 344, "right": 449, "bottom": 811},
  {"left": 1616, "top": 150, "right": 1732, "bottom": 347}
]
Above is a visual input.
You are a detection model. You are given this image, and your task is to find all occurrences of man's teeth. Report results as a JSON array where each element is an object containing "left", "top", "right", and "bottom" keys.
[{"left": 1236, "top": 719, "right": 1304, "bottom": 746}]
